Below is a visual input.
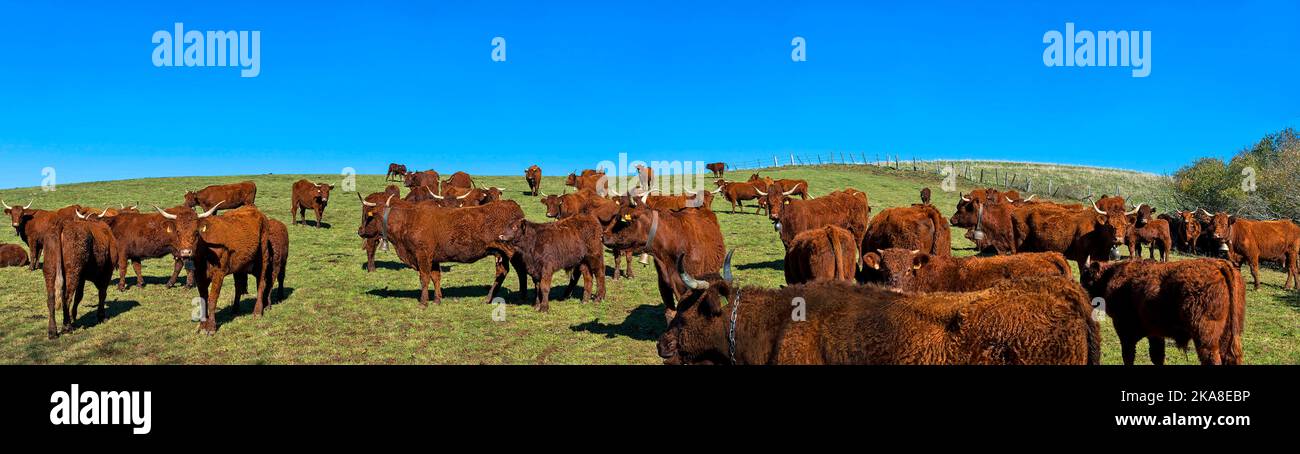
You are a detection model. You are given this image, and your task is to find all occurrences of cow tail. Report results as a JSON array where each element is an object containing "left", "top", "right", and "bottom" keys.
[
  {"left": 1218, "top": 260, "right": 1245, "bottom": 364},
  {"left": 1086, "top": 305, "right": 1102, "bottom": 365},
  {"left": 826, "top": 228, "right": 841, "bottom": 279},
  {"left": 52, "top": 227, "right": 66, "bottom": 311}
]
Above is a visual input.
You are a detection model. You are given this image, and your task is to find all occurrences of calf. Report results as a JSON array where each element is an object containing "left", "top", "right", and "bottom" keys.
[
  {"left": 0, "top": 243, "right": 30, "bottom": 267},
  {"left": 1125, "top": 204, "right": 1172, "bottom": 262},
  {"left": 156, "top": 203, "right": 271, "bottom": 334},
  {"left": 386, "top": 163, "right": 408, "bottom": 181},
  {"left": 357, "top": 185, "right": 402, "bottom": 272},
  {"left": 919, "top": 188, "right": 931, "bottom": 205},
  {"left": 498, "top": 214, "right": 606, "bottom": 311},
  {"left": 772, "top": 189, "right": 870, "bottom": 251},
  {"left": 291, "top": 179, "right": 334, "bottom": 227},
  {"left": 1208, "top": 213, "right": 1300, "bottom": 290},
  {"left": 183, "top": 181, "right": 257, "bottom": 212},
  {"left": 862, "top": 248, "right": 1070, "bottom": 292},
  {"left": 40, "top": 215, "right": 117, "bottom": 338},
  {"left": 783, "top": 225, "right": 857, "bottom": 284},
  {"left": 706, "top": 162, "right": 725, "bottom": 177},
  {"left": 660, "top": 261, "right": 1099, "bottom": 365},
  {"left": 547, "top": 189, "right": 635, "bottom": 279},
  {"left": 525, "top": 165, "right": 542, "bottom": 196},
  {"left": 862, "top": 204, "right": 952, "bottom": 257},
  {"left": 1081, "top": 258, "right": 1245, "bottom": 365}
]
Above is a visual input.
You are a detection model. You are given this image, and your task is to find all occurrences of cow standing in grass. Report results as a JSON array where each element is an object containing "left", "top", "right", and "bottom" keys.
[
  {"left": 602, "top": 201, "right": 725, "bottom": 321},
  {"left": 92, "top": 207, "right": 192, "bottom": 290},
  {"left": 357, "top": 186, "right": 401, "bottom": 272},
  {"left": 525, "top": 165, "right": 542, "bottom": 196},
  {"left": 291, "top": 179, "right": 334, "bottom": 227},
  {"left": 156, "top": 203, "right": 271, "bottom": 334},
  {"left": 1208, "top": 213, "right": 1300, "bottom": 290},
  {"left": 403, "top": 170, "right": 441, "bottom": 195},
  {"left": 386, "top": 163, "right": 408, "bottom": 182},
  {"left": 1125, "top": 204, "right": 1172, "bottom": 262},
  {"left": 1012, "top": 201, "right": 1138, "bottom": 269},
  {"left": 545, "top": 188, "right": 637, "bottom": 280},
  {"left": 706, "top": 162, "right": 725, "bottom": 178},
  {"left": 862, "top": 249, "right": 1071, "bottom": 292},
  {"left": 4, "top": 201, "right": 83, "bottom": 271},
  {"left": 769, "top": 189, "right": 870, "bottom": 252},
  {"left": 498, "top": 214, "right": 606, "bottom": 311},
  {"left": 862, "top": 204, "right": 952, "bottom": 258},
  {"left": 40, "top": 214, "right": 117, "bottom": 338},
  {"left": 783, "top": 225, "right": 857, "bottom": 285},
  {"left": 183, "top": 181, "right": 257, "bottom": 212}
]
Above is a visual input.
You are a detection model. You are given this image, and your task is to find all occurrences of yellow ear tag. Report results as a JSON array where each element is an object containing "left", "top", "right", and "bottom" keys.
[
  {"left": 368, "top": 210, "right": 374, "bottom": 216},
  {"left": 784, "top": 200, "right": 790, "bottom": 205},
  {"left": 912, "top": 264, "right": 922, "bottom": 270},
  {"left": 622, "top": 214, "right": 632, "bottom": 221}
]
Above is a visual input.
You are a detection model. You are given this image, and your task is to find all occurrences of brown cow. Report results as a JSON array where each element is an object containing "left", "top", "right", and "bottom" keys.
[
  {"left": 1159, "top": 211, "right": 1189, "bottom": 253},
  {"left": 1013, "top": 201, "right": 1138, "bottom": 269},
  {"left": 623, "top": 188, "right": 714, "bottom": 212},
  {"left": 950, "top": 195, "right": 1017, "bottom": 254},
  {"left": 1179, "top": 210, "right": 1203, "bottom": 253},
  {"left": 403, "top": 170, "right": 441, "bottom": 194},
  {"left": 1125, "top": 204, "right": 1172, "bottom": 262},
  {"left": 498, "top": 214, "right": 606, "bottom": 311},
  {"left": 1081, "top": 258, "right": 1245, "bottom": 365},
  {"left": 4, "top": 201, "right": 83, "bottom": 270},
  {"left": 94, "top": 208, "right": 191, "bottom": 290},
  {"left": 403, "top": 185, "right": 442, "bottom": 203},
  {"left": 862, "top": 249, "right": 1071, "bottom": 292},
  {"left": 39, "top": 215, "right": 118, "bottom": 338},
  {"left": 1094, "top": 194, "right": 1127, "bottom": 213},
  {"left": 155, "top": 203, "right": 270, "bottom": 334},
  {"left": 1207, "top": 213, "right": 1300, "bottom": 290},
  {"left": 602, "top": 202, "right": 726, "bottom": 321},
  {"left": 634, "top": 164, "right": 654, "bottom": 189},
  {"left": 712, "top": 179, "right": 765, "bottom": 214},
  {"left": 772, "top": 189, "right": 870, "bottom": 251},
  {"left": 783, "top": 225, "right": 857, "bottom": 285},
  {"left": 291, "top": 179, "right": 334, "bottom": 227},
  {"left": 565, "top": 171, "right": 608, "bottom": 195},
  {"left": 546, "top": 189, "right": 636, "bottom": 280},
  {"left": 525, "top": 165, "right": 542, "bottom": 196},
  {"left": 365, "top": 197, "right": 526, "bottom": 306},
  {"left": 357, "top": 185, "right": 402, "bottom": 272},
  {"left": 0, "top": 243, "right": 29, "bottom": 267},
  {"left": 262, "top": 218, "right": 289, "bottom": 304},
  {"left": 862, "top": 204, "right": 952, "bottom": 258},
  {"left": 659, "top": 262, "right": 1099, "bottom": 365},
  {"left": 919, "top": 188, "right": 931, "bottom": 205},
  {"left": 183, "top": 181, "right": 257, "bottom": 212},
  {"left": 435, "top": 186, "right": 504, "bottom": 208},
  {"left": 443, "top": 171, "right": 474, "bottom": 190},
  {"left": 386, "top": 163, "right": 408, "bottom": 181},
  {"left": 706, "top": 162, "right": 726, "bottom": 177}
]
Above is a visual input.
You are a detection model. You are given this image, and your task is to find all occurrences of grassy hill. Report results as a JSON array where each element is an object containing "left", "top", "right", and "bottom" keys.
[{"left": 0, "top": 164, "right": 1295, "bottom": 364}]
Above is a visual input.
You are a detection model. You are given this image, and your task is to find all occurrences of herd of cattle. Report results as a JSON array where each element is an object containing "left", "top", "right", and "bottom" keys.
[{"left": 3, "top": 162, "right": 1294, "bottom": 365}]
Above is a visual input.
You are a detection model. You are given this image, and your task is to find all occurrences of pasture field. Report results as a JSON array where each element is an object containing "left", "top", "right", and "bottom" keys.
[{"left": 0, "top": 165, "right": 1296, "bottom": 364}]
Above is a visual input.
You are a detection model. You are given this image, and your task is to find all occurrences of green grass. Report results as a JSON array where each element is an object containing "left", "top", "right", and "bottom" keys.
[
  {"left": 890, "top": 159, "right": 1180, "bottom": 209},
  {"left": 0, "top": 165, "right": 1296, "bottom": 364}
]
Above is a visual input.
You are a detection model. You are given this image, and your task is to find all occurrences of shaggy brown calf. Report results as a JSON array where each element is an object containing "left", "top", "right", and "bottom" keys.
[
  {"left": 40, "top": 215, "right": 118, "bottom": 338},
  {"left": 861, "top": 248, "right": 1070, "bottom": 292},
  {"left": 773, "top": 189, "right": 870, "bottom": 251},
  {"left": 0, "top": 243, "right": 29, "bottom": 267},
  {"left": 498, "top": 214, "right": 606, "bottom": 311},
  {"left": 364, "top": 197, "right": 526, "bottom": 306},
  {"left": 919, "top": 188, "right": 931, "bottom": 205},
  {"left": 1208, "top": 213, "right": 1300, "bottom": 290},
  {"left": 386, "top": 163, "right": 408, "bottom": 181},
  {"left": 357, "top": 185, "right": 402, "bottom": 272},
  {"left": 545, "top": 189, "right": 636, "bottom": 279},
  {"left": 1013, "top": 201, "right": 1137, "bottom": 269},
  {"left": 711, "top": 179, "right": 765, "bottom": 214},
  {"left": 862, "top": 204, "right": 952, "bottom": 257},
  {"left": 4, "top": 201, "right": 83, "bottom": 270},
  {"left": 1125, "top": 204, "right": 1172, "bottom": 262},
  {"left": 658, "top": 264, "right": 1099, "bottom": 365},
  {"left": 1081, "top": 258, "right": 1245, "bottom": 365},
  {"left": 156, "top": 203, "right": 270, "bottom": 334},
  {"left": 183, "top": 181, "right": 257, "bottom": 212},
  {"left": 602, "top": 202, "right": 726, "bottom": 321},
  {"left": 291, "top": 179, "right": 334, "bottom": 227},
  {"left": 783, "top": 225, "right": 857, "bottom": 284},
  {"left": 525, "top": 165, "right": 542, "bottom": 196},
  {"left": 706, "top": 162, "right": 726, "bottom": 177}
]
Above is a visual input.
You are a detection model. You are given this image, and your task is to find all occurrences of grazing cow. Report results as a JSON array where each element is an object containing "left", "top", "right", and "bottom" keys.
[
  {"left": 1013, "top": 201, "right": 1138, "bottom": 269},
  {"left": 706, "top": 162, "right": 726, "bottom": 177},
  {"left": 4, "top": 201, "right": 86, "bottom": 271},
  {"left": 659, "top": 261, "right": 1099, "bottom": 365},
  {"left": 94, "top": 208, "right": 191, "bottom": 290},
  {"left": 546, "top": 189, "right": 636, "bottom": 279},
  {"left": 862, "top": 204, "right": 952, "bottom": 258},
  {"left": 183, "top": 181, "right": 257, "bottom": 212},
  {"left": 772, "top": 189, "right": 870, "bottom": 251},
  {"left": 602, "top": 202, "right": 726, "bottom": 321},
  {"left": 0, "top": 243, "right": 30, "bottom": 267},
  {"left": 950, "top": 195, "right": 1017, "bottom": 254},
  {"left": 39, "top": 215, "right": 118, "bottom": 338},
  {"left": 155, "top": 203, "right": 271, "bottom": 334},
  {"left": 1125, "top": 204, "right": 1172, "bottom": 262},
  {"left": 783, "top": 225, "right": 857, "bottom": 285},
  {"left": 365, "top": 197, "right": 527, "bottom": 306},
  {"left": 525, "top": 165, "right": 542, "bottom": 196},
  {"left": 498, "top": 214, "right": 606, "bottom": 311},
  {"left": 403, "top": 170, "right": 441, "bottom": 194},
  {"left": 1207, "top": 213, "right": 1300, "bottom": 290},
  {"left": 712, "top": 179, "right": 765, "bottom": 214},
  {"left": 443, "top": 171, "right": 474, "bottom": 190},
  {"left": 1081, "top": 258, "right": 1245, "bottom": 365},
  {"left": 565, "top": 171, "right": 608, "bottom": 195},
  {"left": 861, "top": 248, "right": 1070, "bottom": 292},
  {"left": 386, "top": 163, "right": 408, "bottom": 181},
  {"left": 919, "top": 188, "right": 931, "bottom": 205},
  {"left": 291, "top": 179, "right": 334, "bottom": 227},
  {"left": 357, "top": 186, "right": 402, "bottom": 272}
]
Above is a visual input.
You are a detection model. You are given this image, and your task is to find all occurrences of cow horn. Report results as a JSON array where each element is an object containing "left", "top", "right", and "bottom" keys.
[
  {"left": 456, "top": 191, "right": 472, "bottom": 200},
  {"left": 75, "top": 210, "right": 87, "bottom": 219},
  {"left": 782, "top": 183, "right": 802, "bottom": 196},
  {"left": 197, "top": 201, "right": 223, "bottom": 218},
  {"left": 540, "top": 191, "right": 547, "bottom": 197},
  {"left": 23, "top": 200, "right": 32, "bottom": 209},
  {"left": 120, "top": 203, "right": 126, "bottom": 209},
  {"left": 384, "top": 194, "right": 396, "bottom": 206},
  {"left": 154, "top": 205, "right": 178, "bottom": 220},
  {"left": 711, "top": 187, "right": 723, "bottom": 194},
  {"left": 1005, "top": 196, "right": 1015, "bottom": 203},
  {"left": 721, "top": 249, "right": 736, "bottom": 283},
  {"left": 1, "top": 200, "right": 10, "bottom": 210},
  {"left": 754, "top": 186, "right": 767, "bottom": 196},
  {"left": 358, "top": 193, "right": 378, "bottom": 207},
  {"left": 1024, "top": 195, "right": 1036, "bottom": 202},
  {"left": 1125, "top": 204, "right": 1142, "bottom": 216},
  {"left": 1093, "top": 202, "right": 1106, "bottom": 215},
  {"left": 677, "top": 254, "right": 709, "bottom": 290},
  {"left": 960, "top": 193, "right": 971, "bottom": 202},
  {"left": 910, "top": 249, "right": 919, "bottom": 254},
  {"left": 639, "top": 190, "right": 651, "bottom": 205}
]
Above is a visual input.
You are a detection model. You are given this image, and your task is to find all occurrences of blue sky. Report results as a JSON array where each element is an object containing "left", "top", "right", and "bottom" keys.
[{"left": 0, "top": 0, "right": 1296, "bottom": 189}]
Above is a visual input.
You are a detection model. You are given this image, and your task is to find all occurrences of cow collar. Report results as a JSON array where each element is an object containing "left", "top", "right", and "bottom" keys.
[
  {"left": 975, "top": 202, "right": 985, "bottom": 233},
  {"left": 381, "top": 204, "right": 393, "bottom": 242},
  {"left": 645, "top": 210, "right": 660, "bottom": 250},
  {"left": 727, "top": 288, "right": 741, "bottom": 365}
]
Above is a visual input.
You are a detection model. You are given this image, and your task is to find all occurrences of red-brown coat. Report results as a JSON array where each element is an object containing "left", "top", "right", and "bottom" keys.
[
  {"left": 525, "top": 165, "right": 542, "bottom": 196},
  {"left": 1012, "top": 201, "right": 1137, "bottom": 269},
  {"left": 183, "top": 181, "right": 257, "bottom": 212},
  {"left": 602, "top": 203, "right": 726, "bottom": 321},
  {"left": 39, "top": 217, "right": 117, "bottom": 338},
  {"left": 773, "top": 189, "right": 870, "bottom": 251},
  {"left": 357, "top": 185, "right": 401, "bottom": 272},
  {"left": 291, "top": 179, "right": 334, "bottom": 227},
  {"left": 862, "top": 204, "right": 952, "bottom": 257},
  {"left": 386, "top": 163, "right": 408, "bottom": 181},
  {"left": 1207, "top": 214, "right": 1300, "bottom": 290},
  {"left": 712, "top": 179, "right": 765, "bottom": 214},
  {"left": 403, "top": 170, "right": 441, "bottom": 194},
  {"left": 861, "top": 248, "right": 1070, "bottom": 292},
  {"left": 184, "top": 205, "right": 273, "bottom": 334},
  {"left": 705, "top": 162, "right": 725, "bottom": 177},
  {"left": 0, "top": 243, "right": 29, "bottom": 267},
  {"left": 546, "top": 189, "right": 636, "bottom": 280},
  {"left": 98, "top": 209, "right": 190, "bottom": 290},
  {"left": 443, "top": 171, "right": 474, "bottom": 190},
  {"left": 783, "top": 225, "right": 857, "bottom": 284},
  {"left": 565, "top": 171, "right": 608, "bottom": 195},
  {"left": 950, "top": 197, "right": 1017, "bottom": 254},
  {"left": 498, "top": 214, "right": 606, "bottom": 311},
  {"left": 1125, "top": 205, "right": 1172, "bottom": 262},
  {"left": 4, "top": 202, "right": 83, "bottom": 270},
  {"left": 1081, "top": 258, "right": 1245, "bottom": 365}
]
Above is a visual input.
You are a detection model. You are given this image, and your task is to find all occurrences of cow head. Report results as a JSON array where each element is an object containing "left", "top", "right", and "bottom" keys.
[
  {"left": 182, "top": 191, "right": 200, "bottom": 208},
  {"left": 657, "top": 251, "right": 736, "bottom": 365},
  {"left": 540, "top": 195, "right": 563, "bottom": 218},
  {"left": 758, "top": 183, "right": 801, "bottom": 222},
  {"left": 860, "top": 248, "right": 923, "bottom": 290},
  {"left": 1131, "top": 203, "right": 1155, "bottom": 226},
  {"left": 1209, "top": 212, "right": 1234, "bottom": 251},
  {"left": 1078, "top": 256, "right": 1117, "bottom": 294},
  {"left": 481, "top": 187, "right": 503, "bottom": 204},
  {"left": 496, "top": 218, "right": 528, "bottom": 244},
  {"left": 154, "top": 202, "right": 221, "bottom": 259},
  {"left": 602, "top": 204, "right": 659, "bottom": 252},
  {"left": 1092, "top": 201, "right": 1139, "bottom": 256},
  {"left": 565, "top": 172, "right": 578, "bottom": 187},
  {"left": 2, "top": 200, "right": 34, "bottom": 230},
  {"left": 314, "top": 183, "right": 335, "bottom": 204},
  {"left": 357, "top": 192, "right": 387, "bottom": 239},
  {"left": 950, "top": 193, "right": 982, "bottom": 228},
  {"left": 1179, "top": 210, "right": 1202, "bottom": 245}
]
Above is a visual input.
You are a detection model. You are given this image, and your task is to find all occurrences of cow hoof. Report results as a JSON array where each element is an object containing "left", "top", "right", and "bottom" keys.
[{"left": 48, "top": 332, "right": 58, "bottom": 340}]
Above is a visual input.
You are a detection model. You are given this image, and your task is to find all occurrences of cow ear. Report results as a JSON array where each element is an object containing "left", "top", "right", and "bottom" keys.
[
  {"left": 862, "top": 252, "right": 881, "bottom": 270},
  {"left": 1095, "top": 215, "right": 1108, "bottom": 225},
  {"left": 1228, "top": 216, "right": 1236, "bottom": 225},
  {"left": 912, "top": 254, "right": 930, "bottom": 270}
]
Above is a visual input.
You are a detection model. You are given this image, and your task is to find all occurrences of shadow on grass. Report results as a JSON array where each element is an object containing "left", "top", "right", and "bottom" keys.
[
  {"left": 116, "top": 274, "right": 194, "bottom": 289},
  {"left": 293, "top": 220, "right": 332, "bottom": 229},
  {"left": 569, "top": 304, "right": 665, "bottom": 341},
  {"left": 737, "top": 258, "right": 782, "bottom": 271},
  {"left": 73, "top": 299, "right": 141, "bottom": 328},
  {"left": 364, "top": 260, "right": 407, "bottom": 271},
  {"left": 1273, "top": 290, "right": 1299, "bottom": 311},
  {"left": 366, "top": 284, "right": 510, "bottom": 302}
]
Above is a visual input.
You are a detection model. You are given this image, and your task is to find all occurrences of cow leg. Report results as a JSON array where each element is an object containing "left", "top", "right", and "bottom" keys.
[
  {"left": 253, "top": 263, "right": 269, "bottom": 316},
  {"left": 231, "top": 273, "right": 246, "bottom": 315},
  {"left": 561, "top": 267, "right": 580, "bottom": 300},
  {"left": 1194, "top": 340, "right": 1222, "bottom": 365},
  {"left": 484, "top": 254, "right": 509, "bottom": 304},
  {"left": 417, "top": 266, "right": 431, "bottom": 308},
  {"left": 314, "top": 207, "right": 323, "bottom": 228},
  {"left": 580, "top": 265, "right": 594, "bottom": 304},
  {"left": 68, "top": 281, "right": 85, "bottom": 332},
  {"left": 30, "top": 241, "right": 41, "bottom": 271},
  {"left": 1118, "top": 334, "right": 1139, "bottom": 366},
  {"left": 593, "top": 253, "right": 606, "bottom": 302},
  {"left": 609, "top": 250, "right": 620, "bottom": 280},
  {"left": 537, "top": 273, "right": 552, "bottom": 312},
  {"left": 133, "top": 260, "right": 145, "bottom": 288},
  {"left": 1249, "top": 257, "right": 1261, "bottom": 290},
  {"left": 116, "top": 258, "right": 129, "bottom": 292},
  {"left": 45, "top": 280, "right": 58, "bottom": 339},
  {"left": 1147, "top": 337, "right": 1166, "bottom": 365},
  {"left": 166, "top": 258, "right": 182, "bottom": 288},
  {"left": 511, "top": 253, "right": 528, "bottom": 303},
  {"left": 290, "top": 202, "right": 298, "bottom": 226},
  {"left": 624, "top": 250, "right": 634, "bottom": 278},
  {"left": 95, "top": 280, "right": 108, "bottom": 322},
  {"left": 431, "top": 264, "right": 444, "bottom": 305}
]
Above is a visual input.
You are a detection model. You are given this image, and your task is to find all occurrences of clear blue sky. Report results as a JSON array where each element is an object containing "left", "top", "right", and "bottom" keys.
[{"left": 0, "top": 0, "right": 1296, "bottom": 189}]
